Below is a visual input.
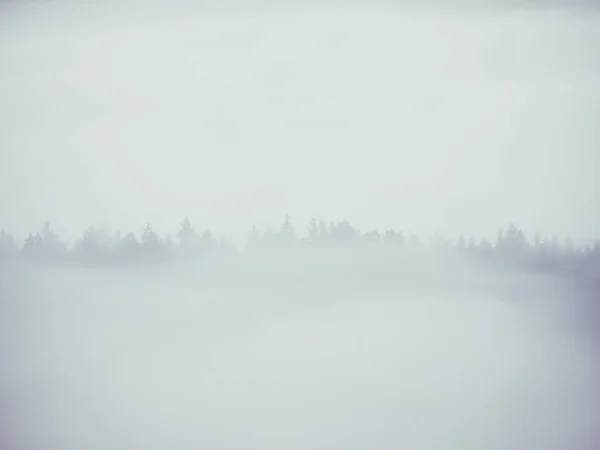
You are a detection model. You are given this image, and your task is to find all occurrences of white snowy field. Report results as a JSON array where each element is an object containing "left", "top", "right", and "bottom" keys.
[{"left": 1, "top": 265, "right": 598, "bottom": 450}]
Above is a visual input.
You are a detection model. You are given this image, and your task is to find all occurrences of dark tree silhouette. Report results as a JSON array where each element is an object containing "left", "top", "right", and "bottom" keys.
[
  {"left": 21, "top": 222, "right": 66, "bottom": 262},
  {"left": 0, "top": 230, "right": 18, "bottom": 259},
  {"left": 72, "top": 226, "right": 114, "bottom": 266},
  {"left": 177, "top": 217, "right": 196, "bottom": 254},
  {"left": 278, "top": 214, "right": 295, "bottom": 247},
  {"left": 0, "top": 215, "right": 597, "bottom": 289},
  {"left": 141, "top": 223, "right": 166, "bottom": 262},
  {"left": 118, "top": 232, "right": 142, "bottom": 264}
]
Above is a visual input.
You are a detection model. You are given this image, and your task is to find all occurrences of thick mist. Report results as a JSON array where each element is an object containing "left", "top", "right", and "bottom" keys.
[
  {"left": 1, "top": 2, "right": 599, "bottom": 450},
  {"left": 1, "top": 252, "right": 599, "bottom": 450},
  {"left": 1, "top": 2, "right": 599, "bottom": 242}
]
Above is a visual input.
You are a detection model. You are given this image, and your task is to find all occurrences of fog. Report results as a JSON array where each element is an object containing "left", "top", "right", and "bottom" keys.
[
  {"left": 1, "top": 1, "right": 599, "bottom": 449},
  {"left": 1, "top": 1, "right": 600, "bottom": 243},
  {"left": 1, "top": 248, "right": 599, "bottom": 450}
]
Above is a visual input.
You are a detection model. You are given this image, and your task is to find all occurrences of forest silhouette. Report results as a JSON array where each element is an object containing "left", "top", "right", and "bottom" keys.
[{"left": 1, "top": 217, "right": 598, "bottom": 289}]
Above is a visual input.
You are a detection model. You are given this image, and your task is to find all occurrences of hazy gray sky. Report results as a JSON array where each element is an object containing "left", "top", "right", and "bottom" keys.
[{"left": 1, "top": 2, "right": 599, "bottom": 243}]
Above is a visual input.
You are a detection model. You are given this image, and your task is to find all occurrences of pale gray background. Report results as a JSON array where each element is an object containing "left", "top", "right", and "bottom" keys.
[{"left": 1, "top": 0, "right": 599, "bottom": 245}]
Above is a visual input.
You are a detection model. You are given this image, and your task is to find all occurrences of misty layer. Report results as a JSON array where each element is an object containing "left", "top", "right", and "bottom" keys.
[
  {"left": 1, "top": 4, "right": 599, "bottom": 450},
  {"left": 1, "top": 227, "right": 598, "bottom": 450},
  {"left": 1, "top": 248, "right": 598, "bottom": 450},
  {"left": 0, "top": 219, "right": 598, "bottom": 292}
]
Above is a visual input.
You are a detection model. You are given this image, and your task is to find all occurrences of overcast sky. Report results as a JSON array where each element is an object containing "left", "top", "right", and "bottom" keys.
[{"left": 1, "top": 1, "right": 599, "bottom": 244}]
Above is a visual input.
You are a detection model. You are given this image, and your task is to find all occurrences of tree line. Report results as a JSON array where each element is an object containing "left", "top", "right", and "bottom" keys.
[{"left": 0, "top": 215, "right": 598, "bottom": 280}]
